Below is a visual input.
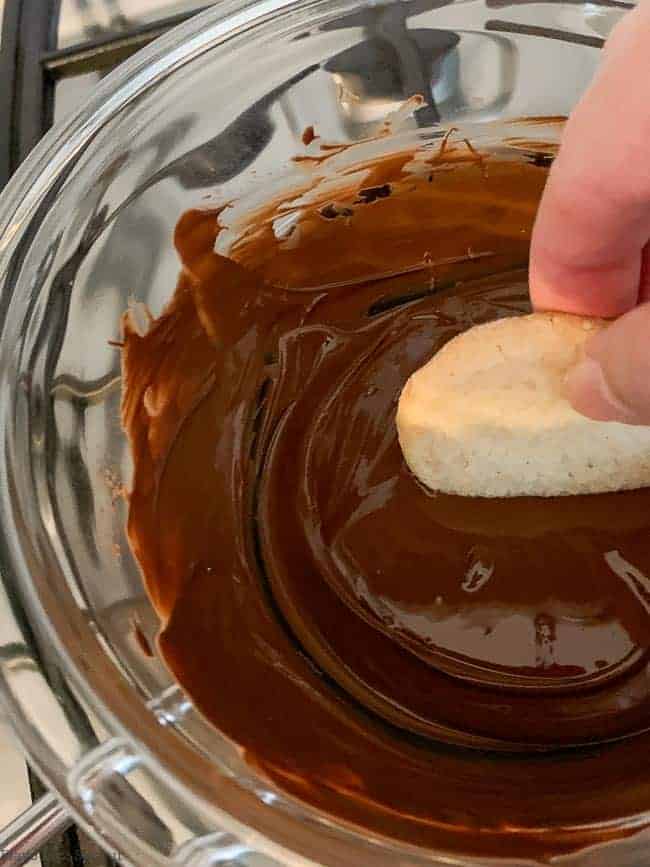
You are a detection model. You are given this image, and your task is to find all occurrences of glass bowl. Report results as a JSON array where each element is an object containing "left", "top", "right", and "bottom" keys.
[{"left": 0, "top": 2, "right": 643, "bottom": 865}]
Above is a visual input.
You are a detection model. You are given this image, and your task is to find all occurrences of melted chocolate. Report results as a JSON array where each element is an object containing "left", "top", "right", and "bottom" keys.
[{"left": 122, "top": 135, "right": 650, "bottom": 860}]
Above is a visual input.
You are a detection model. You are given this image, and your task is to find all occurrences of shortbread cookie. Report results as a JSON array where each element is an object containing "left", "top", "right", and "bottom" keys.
[{"left": 396, "top": 313, "right": 650, "bottom": 497}]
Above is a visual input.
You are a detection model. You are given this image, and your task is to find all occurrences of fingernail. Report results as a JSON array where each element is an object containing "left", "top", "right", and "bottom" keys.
[{"left": 565, "top": 356, "right": 638, "bottom": 424}]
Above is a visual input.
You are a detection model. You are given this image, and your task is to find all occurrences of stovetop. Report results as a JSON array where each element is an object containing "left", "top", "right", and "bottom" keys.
[
  {"left": 0, "top": 0, "right": 210, "bottom": 188},
  {"left": 0, "top": 5, "right": 212, "bottom": 865}
]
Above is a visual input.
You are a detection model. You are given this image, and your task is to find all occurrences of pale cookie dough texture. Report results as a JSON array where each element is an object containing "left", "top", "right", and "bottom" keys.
[{"left": 396, "top": 312, "right": 650, "bottom": 497}]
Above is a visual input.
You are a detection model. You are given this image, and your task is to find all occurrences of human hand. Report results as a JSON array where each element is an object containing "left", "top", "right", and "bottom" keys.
[{"left": 529, "top": 1, "right": 650, "bottom": 424}]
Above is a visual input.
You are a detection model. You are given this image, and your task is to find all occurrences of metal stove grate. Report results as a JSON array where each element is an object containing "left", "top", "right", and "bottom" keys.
[{"left": 0, "top": 1, "right": 208, "bottom": 187}]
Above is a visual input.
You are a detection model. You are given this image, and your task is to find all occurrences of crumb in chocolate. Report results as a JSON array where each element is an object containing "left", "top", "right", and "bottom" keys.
[
  {"left": 530, "top": 152, "right": 554, "bottom": 168},
  {"left": 357, "top": 184, "right": 391, "bottom": 204},
  {"left": 320, "top": 203, "right": 354, "bottom": 220},
  {"left": 302, "top": 125, "right": 316, "bottom": 146}
]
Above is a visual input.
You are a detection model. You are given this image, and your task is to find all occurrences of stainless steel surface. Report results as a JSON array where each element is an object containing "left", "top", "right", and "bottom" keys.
[
  {"left": 58, "top": 0, "right": 207, "bottom": 47},
  {"left": 53, "top": 3, "right": 213, "bottom": 122},
  {"left": 0, "top": 795, "right": 69, "bottom": 867}
]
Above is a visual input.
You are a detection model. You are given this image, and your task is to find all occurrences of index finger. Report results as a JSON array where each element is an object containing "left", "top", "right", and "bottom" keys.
[{"left": 530, "top": 2, "right": 650, "bottom": 318}]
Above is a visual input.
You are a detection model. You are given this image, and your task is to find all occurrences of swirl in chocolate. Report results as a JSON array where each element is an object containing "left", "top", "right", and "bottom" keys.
[{"left": 122, "top": 126, "right": 650, "bottom": 862}]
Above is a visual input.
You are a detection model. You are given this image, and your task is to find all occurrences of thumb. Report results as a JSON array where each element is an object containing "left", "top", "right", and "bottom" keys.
[{"left": 566, "top": 303, "right": 650, "bottom": 425}]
